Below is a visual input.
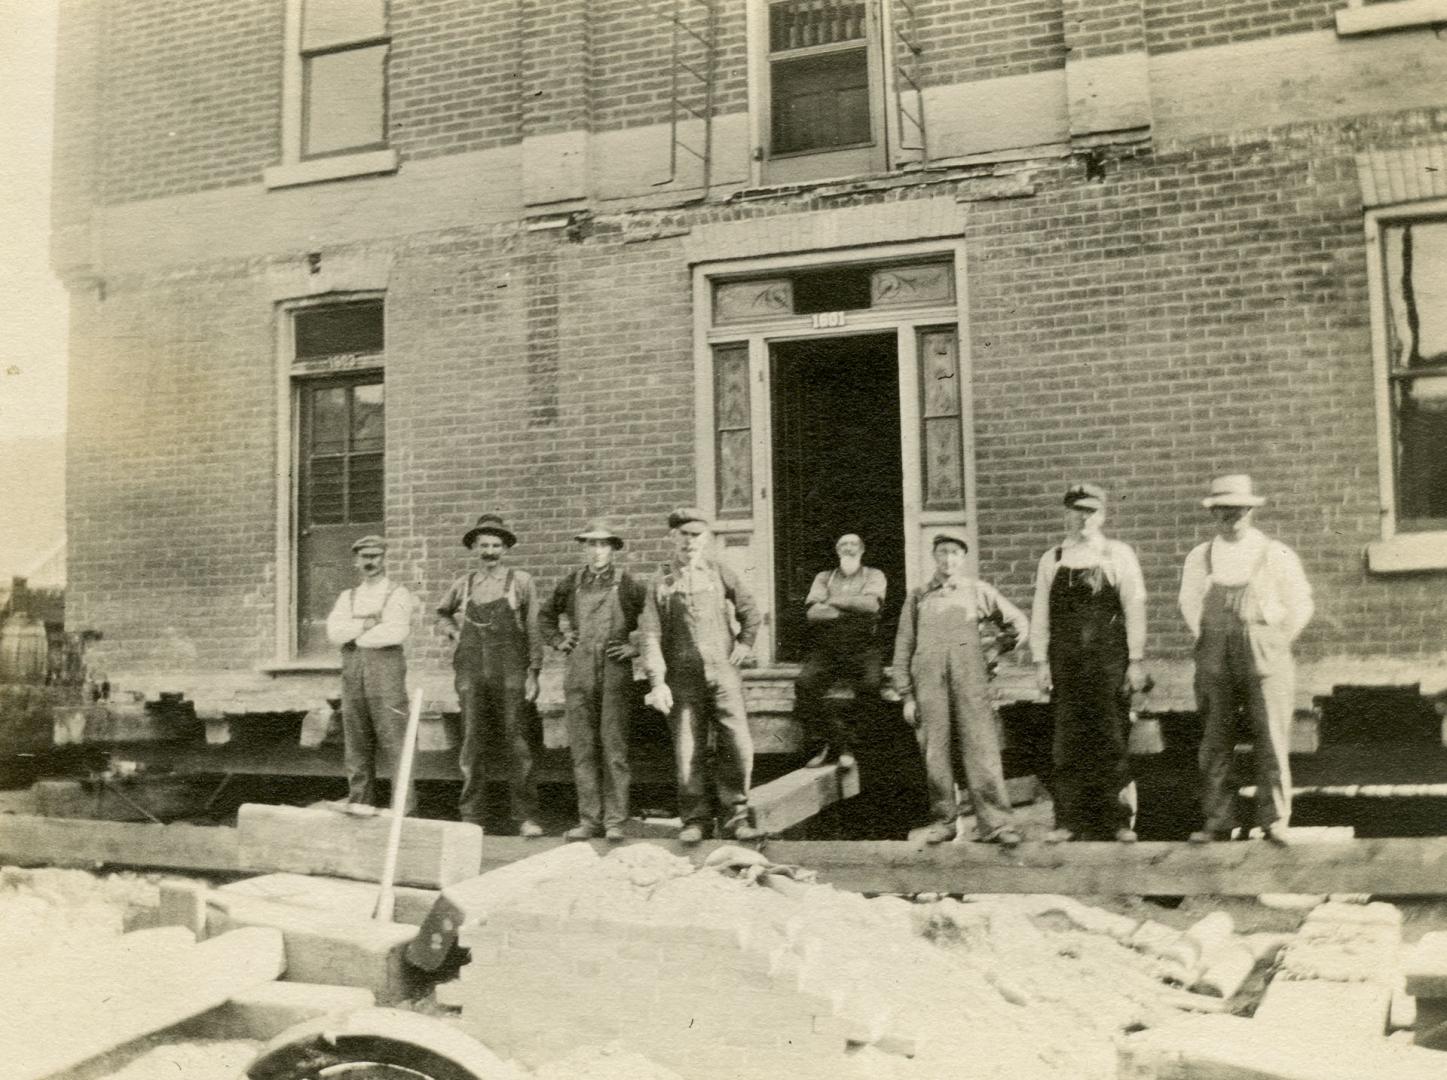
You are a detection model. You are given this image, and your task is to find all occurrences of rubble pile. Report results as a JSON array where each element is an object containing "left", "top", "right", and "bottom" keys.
[{"left": 455, "top": 844, "right": 1276, "bottom": 1080}]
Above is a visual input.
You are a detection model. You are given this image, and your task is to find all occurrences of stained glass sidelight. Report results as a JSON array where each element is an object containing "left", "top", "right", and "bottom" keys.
[{"left": 714, "top": 344, "right": 752, "bottom": 517}]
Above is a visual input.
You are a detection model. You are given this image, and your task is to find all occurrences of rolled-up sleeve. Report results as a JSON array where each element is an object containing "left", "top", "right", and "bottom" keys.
[
  {"left": 1029, "top": 550, "right": 1056, "bottom": 662},
  {"left": 891, "top": 590, "right": 919, "bottom": 699},
  {"left": 517, "top": 572, "right": 544, "bottom": 671},
  {"left": 326, "top": 590, "right": 364, "bottom": 646},
  {"left": 1274, "top": 545, "right": 1314, "bottom": 642},
  {"left": 638, "top": 577, "right": 667, "bottom": 687},
  {"left": 435, "top": 576, "right": 465, "bottom": 620}
]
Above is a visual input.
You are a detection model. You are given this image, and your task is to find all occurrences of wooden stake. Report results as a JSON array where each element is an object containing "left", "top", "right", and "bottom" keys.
[{"left": 375, "top": 687, "right": 424, "bottom": 922}]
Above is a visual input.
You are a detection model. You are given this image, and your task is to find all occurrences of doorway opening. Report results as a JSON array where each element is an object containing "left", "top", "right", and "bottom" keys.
[{"left": 770, "top": 333, "right": 904, "bottom": 662}]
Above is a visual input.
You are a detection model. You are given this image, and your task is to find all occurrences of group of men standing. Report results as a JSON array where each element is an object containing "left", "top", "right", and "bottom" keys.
[{"left": 326, "top": 471, "right": 1313, "bottom": 848}]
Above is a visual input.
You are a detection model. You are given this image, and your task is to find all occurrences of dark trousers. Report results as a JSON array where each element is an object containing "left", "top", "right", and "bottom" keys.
[
  {"left": 795, "top": 646, "right": 883, "bottom": 754},
  {"left": 564, "top": 653, "right": 633, "bottom": 829},
  {"left": 340, "top": 645, "right": 417, "bottom": 814},
  {"left": 667, "top": 667, "right": 753, "bottom": 829},
  {"left": 456, "top": 669, "right": 538, "bottom": 826},
  {"left": 1049, "top": 647, "right": 1132, "bottom": 838}
]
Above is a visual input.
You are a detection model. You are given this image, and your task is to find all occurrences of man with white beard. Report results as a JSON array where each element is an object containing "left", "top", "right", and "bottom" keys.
[{"left": 793, "top": 533, "right": 887, "bottom": 770}]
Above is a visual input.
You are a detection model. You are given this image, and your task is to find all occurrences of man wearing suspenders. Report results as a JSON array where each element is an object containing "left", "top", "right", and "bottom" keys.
[
  {"left": 436, "top": 514, "right": 545, "bottom": 836},
  {"left": 541, "top": 519, "right": 648, "bottom": 842},
  {"left": 326, "top": 535, "right": 419, "bottom": 815},
  {"left": 1030, "top": 483, "right": 1149, "bottom": 843},
  {"left": 1179, "top": 475, "right": 1313, "bottom": 846}
]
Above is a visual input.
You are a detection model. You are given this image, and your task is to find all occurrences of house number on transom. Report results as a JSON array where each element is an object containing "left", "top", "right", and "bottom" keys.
[{"left": 812, "top": 311, "right": 847, "bottom": 328}]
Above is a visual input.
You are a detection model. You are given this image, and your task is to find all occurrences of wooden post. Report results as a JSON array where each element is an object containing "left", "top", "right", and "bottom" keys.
[{"left": 375, "top": 687, "right": 424, "bottom": 922}]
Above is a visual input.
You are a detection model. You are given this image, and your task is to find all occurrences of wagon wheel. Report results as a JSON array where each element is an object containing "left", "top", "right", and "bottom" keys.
[{"left": 246, "top": 1008, "right": 514, "bottom": 1080}]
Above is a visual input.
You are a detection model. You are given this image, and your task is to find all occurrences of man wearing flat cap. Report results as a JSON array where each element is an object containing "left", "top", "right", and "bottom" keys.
[
  {"left": 891, "top": 529, "right": 1028, "bottom": 845},
  {"left": 325, "top": 535, "right": 419, "bottom": 814},
  {"left": 541, "top": 519, "right": 648, "bottom": 842},
  {"left": 435, "top": 514, "right": 545, "bottom": 836},
  {"left": 1179, "top": 474, "right": 1313, "bottom": 846},
  {"left": 1030, "top": 483, "right": 1149, "bottom": 843},
  {"left": 639, "top": 507, "right": 764, "bottom": 844}
]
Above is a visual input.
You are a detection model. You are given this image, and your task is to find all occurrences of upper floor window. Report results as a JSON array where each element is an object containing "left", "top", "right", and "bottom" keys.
[
  {"left": 754, "top": 0, "right": 886, "bottom": 184},
  {"left": 301, "top": 0, "right": 388, "bottom": 158},
  {"left": 264, "top": 0, "right": 398, "bottom": 189},
  {"left": 1381, "top": 217, "right": 1447, "bottom": 528}
]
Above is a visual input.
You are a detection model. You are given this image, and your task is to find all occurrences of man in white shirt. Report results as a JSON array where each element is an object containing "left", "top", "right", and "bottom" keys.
[
  {"left": 1178, "top": 475, "right": 1313, "bottom": 845},
  {"left": 326, "top": 535, "right": 418, "bottom": 815},
  {"left": 1030, "top": 483, "right": 1149, "bottom": 843}
]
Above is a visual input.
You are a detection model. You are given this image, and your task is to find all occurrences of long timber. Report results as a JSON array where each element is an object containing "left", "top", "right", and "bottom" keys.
[{"left": 10, "top": 812, "right": 1447, "bottom": 895}]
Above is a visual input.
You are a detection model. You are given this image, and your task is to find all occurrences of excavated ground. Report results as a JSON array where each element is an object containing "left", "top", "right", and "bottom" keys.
[{"left": 9, "top": 859, "right": 1447, "bottom": 1080}]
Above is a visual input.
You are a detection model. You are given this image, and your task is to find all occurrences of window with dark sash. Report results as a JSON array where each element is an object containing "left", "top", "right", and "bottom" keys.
[
  {"left": 300, "top": 0, "right": 389, "bottom": 159},
  {"left": 767, "top": 0, "right": 873, "bottom": 157},
  {"left": 1382, "top": 218, "right": 1447, "bottom": 528}
]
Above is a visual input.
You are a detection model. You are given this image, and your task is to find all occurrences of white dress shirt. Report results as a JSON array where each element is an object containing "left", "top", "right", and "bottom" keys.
[
  {"left": 1178, "top": 527, "right": 1313, "bottom": 641},
  {"left": 326, "top": 577, "right": 416, "bottom": 649},
  {"left": 1030, "top": 534, "right": 1148, "bottom": 661}
]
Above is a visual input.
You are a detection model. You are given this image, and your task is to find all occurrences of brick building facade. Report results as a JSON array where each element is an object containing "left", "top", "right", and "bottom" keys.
[{"left": 51, "top": 0, "right": 1447, "bottom": 723}]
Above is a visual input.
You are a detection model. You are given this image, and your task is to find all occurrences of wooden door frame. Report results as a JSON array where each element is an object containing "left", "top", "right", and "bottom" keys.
[
  {"left": 269, "top": 293, "right": 385, "bottom": 670},
  {"left": 691, "top": 239, "right": 974, "bottom": 666}
]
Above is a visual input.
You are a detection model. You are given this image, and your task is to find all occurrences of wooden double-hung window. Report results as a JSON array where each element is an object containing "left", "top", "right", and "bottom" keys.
[
  {"left": 265, "top": 0, "right": 398, "bottom": 188},
  {"left": 1381, "top": 217, "right": 1447, "bottom": 530},
  {"left": 756, "top": 0, "right": 887, "bottom": 183}
]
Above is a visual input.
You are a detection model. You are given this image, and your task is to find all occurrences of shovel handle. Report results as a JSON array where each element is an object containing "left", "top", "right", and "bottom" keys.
[{"left": 375, "top": 686, "right": 424, "bottom": 922}]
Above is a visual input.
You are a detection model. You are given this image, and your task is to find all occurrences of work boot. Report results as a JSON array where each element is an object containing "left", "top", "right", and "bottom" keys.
[
  {"left": 1263, "top": 824, "right": 1292, "bottom": 846},
  {"left": 678, "top": 823, "right": 705, "bottom": 845},
  {"left": 918, "top": 820, "right": 956, "bottom": 844},
  {"left": 1043, "top": 828, "right": 1075, "bottom": 844},
  {"left": 518, "top": 819, "right": 544, "bottom": 839},
  {"left": 564, "top": 822, "right": 602, "bottom": 842},
  {"left": 724, "top": 821, "right": 766, "bottom": 842},
  {"left": 1188, "top": 829, "right": 1229, "bottom": 844},
  {"left": 983, "top": 827, "right": 1022, "bottom": 847},
  {"left": 604, "top": 825, "right": 627, "bottom": 843},
  {"left": 1114, "top": 827, "right": 1138, "bottom": 844},
  {"left": 836, "top": 751, "right": 857, "bottom": 770}
]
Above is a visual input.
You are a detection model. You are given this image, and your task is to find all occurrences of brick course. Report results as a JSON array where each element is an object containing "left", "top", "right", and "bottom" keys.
[{"left": 1143, "top": 0, "right": 1338, "bottom": 55}]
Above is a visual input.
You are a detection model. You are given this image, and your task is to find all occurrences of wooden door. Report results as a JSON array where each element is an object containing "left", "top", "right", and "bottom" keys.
[{"left": 295, "top": 377, "right": 384, "bottom": 658}]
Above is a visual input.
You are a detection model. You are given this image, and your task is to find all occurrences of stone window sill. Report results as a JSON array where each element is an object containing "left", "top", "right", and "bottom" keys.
[
  {"left": 263, "top": 148, "right": 399, "bottom": 190},
  {"left": 1366, "top": 531, "right": 1447, "bottom": 574},
  {"left": 1336, "top": 0, "right": 1447, "bottom": 36}
]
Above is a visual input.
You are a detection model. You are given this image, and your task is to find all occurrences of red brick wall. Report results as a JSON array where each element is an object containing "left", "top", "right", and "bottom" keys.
[
  {"left": 97, "top": 0, "right": 281, "bottom": 205},
  {"left": 390, "top": 0, "right": 521, "bottom": 161},
  {"left": 1143, "top": 0, "right": 1338, "bottom": 55},
  {"left": 913, "top": 0, "right": 1066, "bottom": 88}
]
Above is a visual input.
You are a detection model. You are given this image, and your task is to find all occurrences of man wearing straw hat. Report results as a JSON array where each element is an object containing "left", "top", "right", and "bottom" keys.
[
  {"left": 1179, "top": 474, "right": 1313, "bottom": 846},
  {"left": 1030, "top": 483, "right": 1149, "bottom": 844},
  {"left": 326, "top": 534, "right": 419, "bottom": 815},
  {"left": 436, "top": 514, "right": 545, "bottom": 837},
  {"left": 541, "top": 518, "right": 648, "bottom": 842}
]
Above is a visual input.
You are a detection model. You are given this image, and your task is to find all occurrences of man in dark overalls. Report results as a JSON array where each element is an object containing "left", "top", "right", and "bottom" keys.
[
  {"left": 541, "top": 518, "right": 647, "bottom": 842},
  {"left": 1179, "top": 475, "right": 1313, "bottom": 846},
  {"left": 640, "top": 507, "right": 764, "bottom": 845},
  {"left": 1029, "top": 484, "right": 1149, "bottom": 842},
  {"left": 794, "top": 532, "right": 887, "bottom": 771},
  {"left": 325, "top": 534, "right": 418, "bottom": 815},
  {"left": 435, "top": 514, "right": 544, "bottom": 836}
]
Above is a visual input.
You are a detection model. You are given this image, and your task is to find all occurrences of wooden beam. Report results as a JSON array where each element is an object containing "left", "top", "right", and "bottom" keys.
[
  {"left": 237, "top": 804, "right": 483, "bottom": 889},
  {"left": 750, "top": 762, "right": 860, "bottom": 835},
  {"left": 0, "top": 813, "right": 242, "bottom": 872},
  {"left": 757, "top": 837, "right": 1447, "bottom": 896}
]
